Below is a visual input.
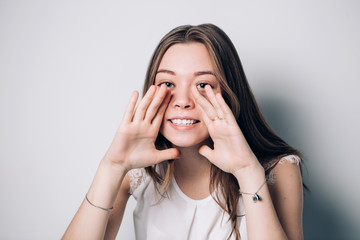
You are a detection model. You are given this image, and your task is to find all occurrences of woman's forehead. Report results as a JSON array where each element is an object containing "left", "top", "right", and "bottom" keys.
[{"left": 158, "top": 42, "right": 214, "bottom": 74}]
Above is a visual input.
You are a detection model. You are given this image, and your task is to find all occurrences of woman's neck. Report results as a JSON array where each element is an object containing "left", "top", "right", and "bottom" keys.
[
  {"left": 171, "top": 139, "right": 213, "bottom": 200},
  {"left": 173, "top": 140, "right": 212, "bottom": 180}
]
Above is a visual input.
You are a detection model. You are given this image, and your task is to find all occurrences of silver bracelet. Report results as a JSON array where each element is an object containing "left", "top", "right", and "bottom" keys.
[
  {"left": 240, "top": 178, "right": 267, "bottom": 203},
  {"left": 85, "top": 194, "right": 114, "bottom": 212}
]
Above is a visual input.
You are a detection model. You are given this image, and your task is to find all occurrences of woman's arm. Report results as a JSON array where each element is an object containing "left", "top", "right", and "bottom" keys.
[
  {"left": 104, "top": 174, "right": 131, "bottom": 240},
  {"left": 62, "top": 160, "right": 128, "bottom": 240},
  {"left": 268, "top": 160, "right": 304, "bottom": 239},
  {"left": 63, "top": 85, "right": 179, "bottom": 239},
  {"left": 234, "top": 161, "right": 303, "bottom": 240}
]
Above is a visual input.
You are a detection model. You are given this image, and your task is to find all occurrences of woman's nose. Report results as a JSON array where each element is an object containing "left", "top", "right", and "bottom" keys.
[{"left": 171, "top": 88, "right": 194, "bottom": 109}]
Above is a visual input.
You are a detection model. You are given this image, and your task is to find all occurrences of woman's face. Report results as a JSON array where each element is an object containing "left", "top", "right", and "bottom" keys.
[{"left": 155, "top": 42, "right": 221, "bottom": 147}]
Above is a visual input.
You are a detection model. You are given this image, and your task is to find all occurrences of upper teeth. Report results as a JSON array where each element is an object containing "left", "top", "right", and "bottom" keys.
[{"left": 171, "top": 119, "right": 197, "bottom": 125}]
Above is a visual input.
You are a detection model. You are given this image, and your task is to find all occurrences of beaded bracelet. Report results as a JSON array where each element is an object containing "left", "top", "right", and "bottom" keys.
[
  {"left": 240, "top": 178, "right": 267, "bottom": 203},
  {"left": 85, "top": 194, "right": 114, "bottom": 212}
]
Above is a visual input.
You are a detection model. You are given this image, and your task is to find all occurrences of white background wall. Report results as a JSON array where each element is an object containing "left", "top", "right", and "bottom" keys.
[{"left": 1, "top": 0, "right": 359, "bottom": 239}]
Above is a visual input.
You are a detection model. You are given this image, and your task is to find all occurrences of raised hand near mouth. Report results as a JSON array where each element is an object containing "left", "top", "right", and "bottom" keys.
[
  {"left": 104, "top": 84, "right": 180, "bottom": 172},
  {"left": 191, "top": 85, "right": 262, "bottom": 175}
]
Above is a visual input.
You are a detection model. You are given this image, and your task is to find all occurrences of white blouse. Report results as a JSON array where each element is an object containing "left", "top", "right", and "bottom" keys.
[{"left": 128, "top": 155, "right": 301, "bottom": 240}]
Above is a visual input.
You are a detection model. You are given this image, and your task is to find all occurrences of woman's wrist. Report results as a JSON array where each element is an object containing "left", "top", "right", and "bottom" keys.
[
  {"left": 233, "top": 162, "right": 266, "bottom": 190},
  {"left": 86, "top": 157, "right": 128, "bottom": 210},
  {"left": 101, "top": 155, "right": 129, "bottom": 174}
]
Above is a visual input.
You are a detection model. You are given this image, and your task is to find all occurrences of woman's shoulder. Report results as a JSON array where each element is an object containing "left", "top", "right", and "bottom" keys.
[
  {"left": 278, "top": 154, "right": 301, "bottom": 165},
  {"left": 128, "top": 163, "right": 168, "bottom": 196},
  {"left": 267, "top": 154, "right": 302, "bottom": 184},
  {"left": 128, "top": 168, "right": 147, "bottom": 195}
]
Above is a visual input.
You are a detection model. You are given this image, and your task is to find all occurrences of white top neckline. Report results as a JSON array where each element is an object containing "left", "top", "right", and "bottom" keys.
[{"left": 171, "top": 176, "right": 214, "bottom": 204}]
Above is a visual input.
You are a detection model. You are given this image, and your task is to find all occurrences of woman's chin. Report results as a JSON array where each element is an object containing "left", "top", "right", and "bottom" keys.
[{"left": 166, "top": 136, "right": 211, "bottom": 149}]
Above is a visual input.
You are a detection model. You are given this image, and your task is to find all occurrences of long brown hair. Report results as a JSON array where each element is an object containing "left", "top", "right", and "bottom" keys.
[{"left": 143, "top": 24, "right": 301, "bottom": 240}]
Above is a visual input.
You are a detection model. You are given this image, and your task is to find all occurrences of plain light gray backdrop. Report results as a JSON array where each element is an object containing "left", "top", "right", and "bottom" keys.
[{"left": 1, "top": 0, "right": 359, "bottom": 239}]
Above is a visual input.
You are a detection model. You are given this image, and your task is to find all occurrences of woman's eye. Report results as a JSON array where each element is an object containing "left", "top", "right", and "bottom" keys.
[
  {"left": 158, "top": 82, "right": 174, "bottom": 88},
  {"left": 196, "top": 83, "right": 213, "bottom": 89}
]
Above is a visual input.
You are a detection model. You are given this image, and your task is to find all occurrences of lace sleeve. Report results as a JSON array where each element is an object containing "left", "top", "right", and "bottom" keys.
[
  {"left": 279, "top": 154, "right": 301, "bottom": 165},
  {"left": 128, "top": 168, "right": 146, "bottom": 195},
  {"left": 267, "top": 155, "right": 301, "bottom": 184}
]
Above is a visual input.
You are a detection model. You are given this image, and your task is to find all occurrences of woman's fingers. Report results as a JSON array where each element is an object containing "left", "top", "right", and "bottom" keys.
[
  {"left": 198, "top": 145, "right": 213, "bottom": 162},
  {"left": 204, "top": 85, "right": 224, "bottom": 118},
  {"left": 191, "top": 86, "right": 221, "bottom": 124},
  {"left": 132, "top": 85, "right": 169, "bottom": 124},
  {"left": 215, "top": 93, "right": 237, "bottom": 122},
  {"left": 122, "top": 91, "right": 139, "bottom": 123},
  {"left": 144, "top": 84, "right": 168, "bottom": 122},
  {"left": 132, "top": 85, "right": 156, "bottom": 122},
  {"left": 153, "top": 148, "right": 180, "bottom": 164},
  {"left": 152, "top": 90, "right": 171, "bottom": 128}
]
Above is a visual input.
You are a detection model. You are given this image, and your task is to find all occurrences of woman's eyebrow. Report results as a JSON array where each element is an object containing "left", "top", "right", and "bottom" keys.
[
  {"left": 156, "top": 69, "right": 215, "bottom": 77},
  {"left": 156, "top": 69, "right": 175, "bottom": 75},
  {"left": 194, "top": 71, "right": 215, "bottom": 77}
]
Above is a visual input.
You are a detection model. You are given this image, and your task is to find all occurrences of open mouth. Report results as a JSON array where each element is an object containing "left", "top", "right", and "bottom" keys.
[{"left": 169, "top": 119, "right": 200, "bottom": 126}]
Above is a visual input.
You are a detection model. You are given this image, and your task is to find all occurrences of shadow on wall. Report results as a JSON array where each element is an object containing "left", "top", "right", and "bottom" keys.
[{"left": 258, "top": 96, "right": 358, "bottom": 240}]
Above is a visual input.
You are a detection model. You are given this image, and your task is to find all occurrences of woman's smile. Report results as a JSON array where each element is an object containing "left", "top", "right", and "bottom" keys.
[{"left": 168, "top": 117, "right": 200, "bottom": 131}]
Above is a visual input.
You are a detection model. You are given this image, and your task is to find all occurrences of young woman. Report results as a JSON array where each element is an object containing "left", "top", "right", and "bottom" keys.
[{"left": 63, "top": 24, "right": 304, "bottom": 240}]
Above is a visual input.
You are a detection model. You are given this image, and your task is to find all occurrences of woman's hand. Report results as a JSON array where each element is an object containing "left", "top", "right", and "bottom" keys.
[
  {"left": 192, "top": 85, "right": 261, "bottom": 175},
  {"left": 104, "top": 84, "right": 180, "bottom": 172}
]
